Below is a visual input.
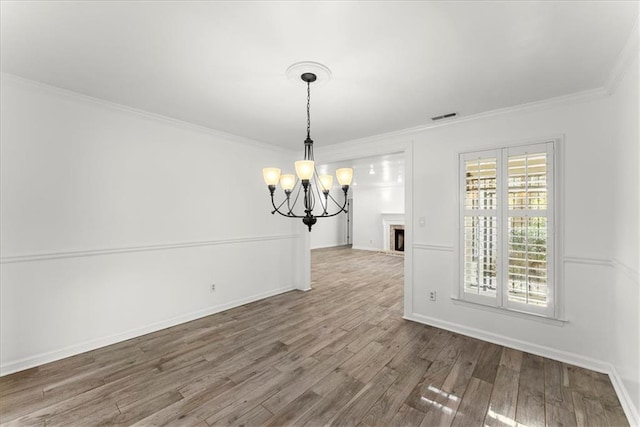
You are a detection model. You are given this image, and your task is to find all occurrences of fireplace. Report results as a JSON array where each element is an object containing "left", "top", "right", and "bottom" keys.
[
  {"left": 394, "top": 228, "right": 405, "bottom": 252},
  {"left": 389, "top": 224, "right": 405, "bottom": 253},
  {"left": 382, "top": 214, "right": 405, "bottom": 254}
]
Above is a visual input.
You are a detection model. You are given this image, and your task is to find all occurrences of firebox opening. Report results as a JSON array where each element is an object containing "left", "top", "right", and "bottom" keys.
[{"left": 394, "top": 228, "right": 405, "bottom": 252}]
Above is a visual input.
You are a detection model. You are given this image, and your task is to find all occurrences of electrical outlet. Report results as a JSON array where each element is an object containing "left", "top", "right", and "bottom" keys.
[
  {"left": 429, "top": 291, "right": 436, "bottom": 301},
  {"left": 211, "top": 284, "right": 216, "bottom": 292}
]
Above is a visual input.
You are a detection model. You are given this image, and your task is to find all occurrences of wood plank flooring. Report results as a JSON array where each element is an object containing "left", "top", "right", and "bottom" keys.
[{"left": 0, "top": 246, "right": 629, "bottom": 426}]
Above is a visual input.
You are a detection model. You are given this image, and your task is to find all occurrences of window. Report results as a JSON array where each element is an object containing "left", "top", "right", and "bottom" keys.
[{"left": 459, "top": 141, "right": 556, "bottom": 317}]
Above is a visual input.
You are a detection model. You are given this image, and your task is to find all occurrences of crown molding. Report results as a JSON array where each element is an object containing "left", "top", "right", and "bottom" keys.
[
  {"left": 0, "top": 72, "right": 293, "bottom": 154},
  {"left": 320, "top": 21, "right": 639, "bottom": 155},
  {"left": 605, "top": 15, "right": 639, "bottom": 95},
  {"left": 319, "top": 86, "right": 608, "bottom": 158}
]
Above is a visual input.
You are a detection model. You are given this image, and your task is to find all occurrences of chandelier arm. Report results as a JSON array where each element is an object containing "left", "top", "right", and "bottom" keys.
[
  {"left": 270, "top": 195, "right": 292, "bottom": 217},
  {"left": 270, "top": 194, "right": 306, "bottom": 218},
  {"left": 326, "top": 190, "right": 348, "bottom": 210},
  {"left": 274, "top": 193, "right": 291, "bottom": 211},
  {"left": 270, "top": 181, "right": 302, "bottom": 217},
  {"left": 286, "top": 180, "right": 302, "bottom": 215},
  {"left": 315, "top": 190, "right": 349, "bottom": 218},
  {"left": 311, "top": 172, "right": 329, "bottom": 214},
  {"left": 289, "top": 180, "right": 303, "bottom": 215}
]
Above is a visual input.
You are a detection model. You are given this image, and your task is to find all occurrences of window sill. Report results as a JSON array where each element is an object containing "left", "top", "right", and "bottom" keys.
[{"left": 450, "top": 297, "right": 568, "bottom": 326}]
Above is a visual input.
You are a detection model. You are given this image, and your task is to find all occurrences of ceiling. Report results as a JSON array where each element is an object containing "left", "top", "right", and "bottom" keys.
[
  {"left": 319, "top": 153, "right": 405, "bottom": 189},
  {"left": 1, "top": 1, "right": 637, "bottom": 150}
]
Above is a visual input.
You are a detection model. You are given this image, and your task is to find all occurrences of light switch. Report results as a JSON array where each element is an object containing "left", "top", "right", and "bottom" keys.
[{"left": 418, "top": 216, "right": 426, "bottom": 227}]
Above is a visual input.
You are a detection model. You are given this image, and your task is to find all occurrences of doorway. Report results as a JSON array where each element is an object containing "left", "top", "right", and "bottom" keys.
[{"left": 346, "top": 198, "right": 353, "bottom": 245}]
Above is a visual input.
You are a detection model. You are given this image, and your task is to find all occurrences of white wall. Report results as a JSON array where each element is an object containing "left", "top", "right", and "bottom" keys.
[
  {"left": 309, "top": 187, "right": 349, "bottom": 249},
  {"left": 609, "top": 53, "right": 639, "bottom": 416},
  {"left": 406, "top": 96, "right": 615, "bottom": 345},
  {"left": 316, "top": 63, "right": 638, "bottom": 422},
  {"left": 0, "top": 75, "right": 305, "bottom": 374},
  {"left": 405, "top": 90, "right": 638, "bottom": 422},
  {"left": 352, "top": 185, "right": 404, "bottom": 251}
]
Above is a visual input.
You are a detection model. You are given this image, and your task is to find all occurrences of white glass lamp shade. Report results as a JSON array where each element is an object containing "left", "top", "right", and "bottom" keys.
[
  {"left": 280, "top": 174, "right": 296, "bottom": 191},
  {"left": 336, "top": 168, "right": 354, "bottom": 186},
  {"left": 262, "top": 167, "right": 281, "bottom": 186},
  {"left": 295, "top": 160, "right": 315, "bottom": 180},
  {"left": 319, "top": 174, "right": 333, "bottom": 192}
]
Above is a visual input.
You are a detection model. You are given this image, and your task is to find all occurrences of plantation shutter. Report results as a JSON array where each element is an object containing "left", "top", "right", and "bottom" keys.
[
  {"left": 460, "top": 150, "right": 500, "bottom": 305},
  {"left": 502, "top": 143, "right": 554, "bottom": 316},
  {"left": 459, "top": 142, "right": 555, "bottom": 317}
]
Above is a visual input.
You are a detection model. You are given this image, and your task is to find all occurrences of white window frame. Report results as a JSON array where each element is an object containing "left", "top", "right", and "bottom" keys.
[{"left": 457, "top": 140, "right": 559, "bottom": 319}]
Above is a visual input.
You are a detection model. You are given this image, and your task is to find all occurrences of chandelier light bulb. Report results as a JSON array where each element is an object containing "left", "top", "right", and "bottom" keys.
[
  {"left": 280, "top": 174, "right": 296, "bottom": 191},
  {"left": 319, "top": 174, "right": 334, "bottom": 192},
  {"left": 336, "top": 168, "right": 354, "bottom": 186},
  {"left": 295, "top": 160, "right": 315, "bottom": 180},
  {"left": 263, "top": 168, "right": 281, "bottom": 186}
]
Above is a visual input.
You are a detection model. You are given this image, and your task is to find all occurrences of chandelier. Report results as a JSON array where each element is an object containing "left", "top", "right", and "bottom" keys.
[{"left": 262, "top": 65, "right": 353, "bottom": 232}]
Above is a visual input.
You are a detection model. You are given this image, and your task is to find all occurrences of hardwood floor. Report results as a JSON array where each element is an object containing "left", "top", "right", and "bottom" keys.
[{"left": 0, "top": 247, "right": 628, "bottom": 426}]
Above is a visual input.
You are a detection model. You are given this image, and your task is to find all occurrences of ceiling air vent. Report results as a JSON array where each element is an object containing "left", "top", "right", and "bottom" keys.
[{"left": 431, "top": 112, "right": 457, "bottom": 121}]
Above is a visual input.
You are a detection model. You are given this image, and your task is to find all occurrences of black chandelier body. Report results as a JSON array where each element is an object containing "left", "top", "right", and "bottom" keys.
[{"left": 263, "top": 72, "right": 353, "bottom": 231}]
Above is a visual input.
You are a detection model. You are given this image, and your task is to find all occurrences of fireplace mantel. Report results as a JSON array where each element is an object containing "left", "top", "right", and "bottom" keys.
[{"left": 382, "top": 213, "right": 405, "bottom": 252}]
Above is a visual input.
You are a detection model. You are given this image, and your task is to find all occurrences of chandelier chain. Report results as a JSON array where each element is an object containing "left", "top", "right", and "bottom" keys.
[{"left": 306, "top": 81, "right": 311, "bottom": 140}]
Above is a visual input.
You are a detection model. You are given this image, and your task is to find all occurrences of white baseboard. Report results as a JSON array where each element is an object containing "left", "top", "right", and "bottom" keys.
[
  {"left": 609, "top": 365, "right": 640, "bottom": 427},
  {"left": 0, "top": 285, "right": 296, "bottom": 376},
  {"left": 351, "top": 246, "right": 380, "bottom": 252},
  {"left": 404, "top": 312, "right": 639, "bottom": 426},
  {"left": 310, "top": 243, "right": 349, "bottom": 250},
  {"left": 403, "top": 312, "right": 609, "bottom": 372}
]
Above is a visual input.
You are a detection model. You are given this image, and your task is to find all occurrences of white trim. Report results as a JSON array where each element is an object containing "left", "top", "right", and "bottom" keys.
[
  {"left": 0, "top": 72, "right": 292, "bottom": 154},
  {"left": 309, "top": 243, "right": 352, "bottom": 250},
  {"left": 300, "top": 229, "right": 311, "bottom": 291},
  {"left": 563, "top": 255, "right": 612, "bottom": 267},
  {"left": 382, "top": 214, "right": 405, "bottom": 252},
  {"left": 0, "top": 234, "right": 300, "bottom": 264},
  {"left": 605, "top": 16, "right": 640, "bottom": 95},
  {"left": 456, "top": 140, "right": 559, "bottom": 318},
  {"left": 456, "top": 134, "right": 565, "bottom": 159},
  {"left": 404, "top": 141, "right": 414, "bottom": 318},
  {"left": 404, "top": 312, "right": 606, "bottom": 371},
  {"left": 450, "top": 298, "right": 566, "bottom": 326},
  {"left": 609, "top": 364, "right": 640, "bottom": 427},
  {"left": 5, "top": 17, "right": 636, "bottom": 158},
  {"left": 404, "top": 312, "right": 637, "bottom": 427},
  {"left": 0, "top": 284, "right": 297, "bottom": 376},
  {"left": 351, "top": 245, "right": 379, "bottom": 252},
  {"left": 555, "top": 138, "right": 567, "bottom": 320},
  {"left": 317, "top": 88, "right": 607, "bottom": 152},
  {"left": 561, "top": 256, "right": 639, "bottom": 284},
  {"left": 413, "top": 243, "right": 454, "bottom": 252},
  {"left": 612, "top": 258, "right": 640, "bottom": 284},
  {"left": 316, "top": 140, "right": 408, "bottom": 165}
]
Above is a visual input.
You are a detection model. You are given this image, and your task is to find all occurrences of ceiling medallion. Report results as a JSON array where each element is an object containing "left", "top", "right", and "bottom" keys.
[{"left": 286, "top": 61, "right": 332, "bottom": 87}]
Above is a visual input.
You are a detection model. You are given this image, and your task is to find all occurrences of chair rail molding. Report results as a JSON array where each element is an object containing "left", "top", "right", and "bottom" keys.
[{"left": 0, "top": 234, "right": 301, "bottom": 264}]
